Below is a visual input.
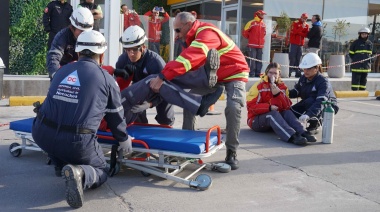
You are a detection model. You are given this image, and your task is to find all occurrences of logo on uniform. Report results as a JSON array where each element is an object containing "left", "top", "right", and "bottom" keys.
[{"left": 60, "top": 70, "right": 81, "bottom": 86}]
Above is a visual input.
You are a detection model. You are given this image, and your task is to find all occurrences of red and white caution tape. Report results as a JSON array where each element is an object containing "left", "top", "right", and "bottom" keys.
[{"left": 245, "top": 54, "right": 380, "bottom": 69}]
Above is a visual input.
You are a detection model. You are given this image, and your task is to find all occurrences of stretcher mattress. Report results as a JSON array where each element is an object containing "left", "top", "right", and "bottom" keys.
[{"left": 9, "top": 118, "right": 219, "bottom": 154}]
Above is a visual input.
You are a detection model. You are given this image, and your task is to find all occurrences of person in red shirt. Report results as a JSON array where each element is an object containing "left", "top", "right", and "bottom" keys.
[
  {"left": 144, "top": 6, "right": 170, "bottom": 54},
  {"left": 288, "top": 13, "right": 309, "bottom": 78},
  {"left": 243, "top": 10, "right": 266, "bottom": 77},
  {"left": 121, "top": 4, "right": 142, "bottom": 31},
  {"left": 246, "top": 62, "right": 316, "bottom": 146}
]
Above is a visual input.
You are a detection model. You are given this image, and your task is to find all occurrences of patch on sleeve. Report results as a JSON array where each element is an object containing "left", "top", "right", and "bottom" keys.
[{"left": 44, "top": 7, "right": 48, "bottom": 13}]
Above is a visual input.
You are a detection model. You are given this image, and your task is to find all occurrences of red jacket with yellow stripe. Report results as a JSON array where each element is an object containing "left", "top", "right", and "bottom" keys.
[
  {"left": 246, "top": 75, "right": 292, "bottom": 127},
  {"left": 242, "top": 15, "right": 266, "bottom": 49},
  {"left": 289, "top": 19, "right": 309, "bottom": 46},
  {"left": 161, "top": 20, "right": 249, "bottom": 82}
]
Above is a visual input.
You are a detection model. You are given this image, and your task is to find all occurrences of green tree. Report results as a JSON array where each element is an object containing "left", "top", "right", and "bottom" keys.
[{"left": 9, "top": 0, "right": 50, "bottom": 75}]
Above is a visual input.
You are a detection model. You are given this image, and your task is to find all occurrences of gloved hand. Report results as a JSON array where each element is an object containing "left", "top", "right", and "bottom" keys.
[
  {"left": 124, "top": 64, "right": 137, "bottom": 75},
  {"left": 114, "top": 68, "right": 130, "bottom": 79},
  {"left": 299, "top": 114, "right": 310, "bottom": 123},
  {"left": 118, "top": 135, "right": 133, "bottom": 154},
  {"left": 131, "top": 101, "right": 150, "bottom": 113}
]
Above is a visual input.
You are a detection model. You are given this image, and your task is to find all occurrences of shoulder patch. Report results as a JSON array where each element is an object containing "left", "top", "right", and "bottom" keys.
[{"left": 60, "top": 70, "right": 81, "bottom": 86}]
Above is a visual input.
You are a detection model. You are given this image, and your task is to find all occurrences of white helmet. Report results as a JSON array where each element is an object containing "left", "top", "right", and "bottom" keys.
[
  {"left": 358, "top": 27, "right": 370, "bottom": 34},
  {"left": 75, "top": 30, "right": 107, "bottom": 54},
  {"left": 120, "top": 25, "right": 147, "bottom": 48},
  {"left": 70, "top": 7, "right": 94, "bottom": 31},
  {"left": 299, "top": 53, "right": 322, "bottom": 69}
]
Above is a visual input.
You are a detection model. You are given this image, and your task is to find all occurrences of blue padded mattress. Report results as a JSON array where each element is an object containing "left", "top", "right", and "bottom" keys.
[{"left": 9, "top": 118, "right": 219, "bottom": 154}]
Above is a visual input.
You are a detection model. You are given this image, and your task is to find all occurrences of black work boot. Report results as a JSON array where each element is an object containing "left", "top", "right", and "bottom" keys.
[
  {"left": 225, "top": 149, "right": 239, "bottom": 170},
  {"left": 307, "top": 119, "right": 320, "bottom": 135},
  {"left": 205, "top": 49, "right": 220, "bottom": 88},
  {"left": 301, "top": 131, "right": 317, "bottom": 142},
  {"left": 197, "top": 86, "right": 224, "bottom": 117},
  {"left": 288, "top": 133, "right": 307, "bottom": 146},
  {"left": 62, "top": 165, "right": 85, "bottom": 208},
  {"left": 376, "top": 96, "right": 380, "bottom": 100}
]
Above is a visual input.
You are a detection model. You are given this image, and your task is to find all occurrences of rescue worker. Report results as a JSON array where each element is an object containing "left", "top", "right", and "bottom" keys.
[
  {"left": 46, "top": 7, "right": 94, "bottom": 80},
  {"left": 114, "top": 25, "right": 175, "bottom": 126},
  {"left": 32, "top": 30, "right": 132, "bottom": 208},
  {"left": 246, "top": 62, "right": 316, "bottom": 146},
  {"left": 349, "top": 27, "right": 373, "bottom": 91},
  {"left": 243, "top": 10, "right": 266, "bottom": 77},
  {"left": 43, "top": 0, "right": 73, "bottom": 50},
  {"left": 289, "top": 13, "right": 309, "bottom": 78},
  {"left": 121, "top": 4, "right": 142, "bottom": 31},
  {"left": 144, "top": 6, "right": 170, "bottom": 54},
  {"left": 150, "top": 12, "right": 249, "bottom": 170},
  {"left": 289, "top": 53, "right": 339, "bottom": 135},
  {"left": 78, "top": 0, "right": 103, "bottom": 31}
]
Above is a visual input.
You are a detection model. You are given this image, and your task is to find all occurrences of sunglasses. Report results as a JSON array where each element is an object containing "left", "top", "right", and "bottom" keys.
[
  {"left": 174, "top": 23, "right": 187, "bottom": 33},
  {"left": 124, "top": 46, "right": 142, "bottom": 53}
]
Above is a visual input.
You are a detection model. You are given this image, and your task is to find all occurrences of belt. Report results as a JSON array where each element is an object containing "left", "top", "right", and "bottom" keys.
[{"left": 37, "top": 113, "right": 95, "bottom": 134}]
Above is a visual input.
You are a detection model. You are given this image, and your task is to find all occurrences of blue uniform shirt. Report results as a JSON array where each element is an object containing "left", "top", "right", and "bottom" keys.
[{"left": 39, "top": 57, "right": 128, "bottom": 141}]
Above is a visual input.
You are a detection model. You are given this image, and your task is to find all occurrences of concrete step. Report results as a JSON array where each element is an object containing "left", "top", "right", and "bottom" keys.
[{"left": 2, "top": 74, "right": 380, "bottom": 101}]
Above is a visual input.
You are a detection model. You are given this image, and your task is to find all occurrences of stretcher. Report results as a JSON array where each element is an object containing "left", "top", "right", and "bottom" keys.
[{"left": 9, "top": 118, "right": 230, "bottom": 190}]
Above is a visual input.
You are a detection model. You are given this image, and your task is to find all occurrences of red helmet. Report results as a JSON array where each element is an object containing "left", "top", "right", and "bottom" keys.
[
  {"left": 255, "top": 10, "right": 266, "bottom": 17},
  {"left": 301, "top": 13, "right": 308, "bottom": 19}
]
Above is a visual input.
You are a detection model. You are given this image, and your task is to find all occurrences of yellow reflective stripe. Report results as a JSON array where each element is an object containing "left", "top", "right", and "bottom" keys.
[
  {"left": 175, "top": 56, "right": 192, "bottom": 72},
  {"left": 349, "top": 50, "right": 355, "bottom": 54},
  {"left": 351, "top": 84, "right": 366, "bottom": 88},
  {"left": 351, "top": 69, "right": 371, "bottom": 73},
  {"left": 196, "top": 26, "right": 235, "bottom": 56},
  {"left": 223, "top": 72, "right": 249, "bottom": 81},
  {"left": 190, "top": 41, "right": 209, "bottom": 56},
  {"left": 353, "top": 50, "right": 372, "bottom": 54},
  {"left": 351, "top": 85, "right": 360, "bottom": 88},
  {"left": 359, "top": 85, "right": 366, "bottom": 88}
]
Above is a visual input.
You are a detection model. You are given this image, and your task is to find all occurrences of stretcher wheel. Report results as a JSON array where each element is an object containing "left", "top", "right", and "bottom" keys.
[
  {"left": 212, "top": 163, "right": 231, "bottom": 173},
  {"left": 9, "top": 143, "right": 22, "bottom": 157},
  {"left": 194, "top": 174, "right": 212, "bottom": 191},
  {"left": 140, "top": 171, "right": 151, "bottom": 177}
]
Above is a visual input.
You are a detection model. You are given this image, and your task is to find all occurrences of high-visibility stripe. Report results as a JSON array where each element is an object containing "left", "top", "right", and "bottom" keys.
[
  {"left": 351, "top": 85, "right": 360, "bottom": 88},
  {"left": 175, "top": 56, "right": 192, "bottom": 72},
  {"left": 189, "top": 41, "right": 209, "bottom": 56},
  {"left": 351, "top": 69, "right": 371, "bottom": 73},
  {"left": 353, "top": 50, "right": 372, "bottom": 54},
  {"left": 195, "top": 26, "right": 235, "bottom": 56},
  {"left": 223, "top": 72, "right": 249, "bottom": 81}
]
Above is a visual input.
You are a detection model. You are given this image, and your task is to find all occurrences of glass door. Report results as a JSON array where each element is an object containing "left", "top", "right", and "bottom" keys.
[{"left": 221, "top": 1, "right": 241, "bottom": 47}]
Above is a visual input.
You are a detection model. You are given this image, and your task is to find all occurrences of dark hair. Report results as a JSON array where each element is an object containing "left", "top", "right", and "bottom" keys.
[
  {"left": 121, "top": 4, "right": 126, "bottom": 9},
  {"left": 264, "top": 62, "right": 280, "bottom": 75},
  {"left": 313, "top": 14, "right": 321, "bottom": 22}
]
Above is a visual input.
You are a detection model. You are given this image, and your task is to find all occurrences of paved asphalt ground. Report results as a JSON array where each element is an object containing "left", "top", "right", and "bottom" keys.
[{"left": 1, "top": 96, "right": 380, "bottom": 211}]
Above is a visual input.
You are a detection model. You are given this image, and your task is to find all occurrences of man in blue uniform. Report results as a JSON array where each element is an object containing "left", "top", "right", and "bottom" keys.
[
  {"left": 32, "top": 30, "right": 132, "bottom": 208},
  {"left": 115, "top": 25, "right": 175, "bottom": 126},
  {"left": 46, "top": 7, "right": 93, "bottom": 80},
  {"left": 43, "top": 0, "right": 73, "bottom": 50}
]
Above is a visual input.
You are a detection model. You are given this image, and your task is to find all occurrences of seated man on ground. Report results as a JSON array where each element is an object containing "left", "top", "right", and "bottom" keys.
[{"left": 246, "top": 62, "right": 316, "bottom": 146}]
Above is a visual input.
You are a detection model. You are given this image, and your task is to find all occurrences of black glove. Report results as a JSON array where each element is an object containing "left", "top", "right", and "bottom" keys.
[
  {"left": 114, "top": 68, "right": 130, "bottom": 79},
  {"left": 33, "top": 101, "right": 42, "bottom": 114},
  {"left": 124, "top": 64, "right": 137, "bottom": 76}
]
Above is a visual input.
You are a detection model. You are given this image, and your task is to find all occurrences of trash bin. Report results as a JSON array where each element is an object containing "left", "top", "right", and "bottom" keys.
[{"left": 0, "top": 57, "right": 5, "bottom": 99}]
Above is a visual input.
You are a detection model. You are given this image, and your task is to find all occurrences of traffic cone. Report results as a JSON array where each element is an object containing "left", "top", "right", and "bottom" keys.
[{"left": 206, "top": 104, "right": 222, "bottom": 115}]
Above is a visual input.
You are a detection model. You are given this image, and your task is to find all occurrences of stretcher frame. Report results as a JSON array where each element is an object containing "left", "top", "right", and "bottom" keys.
[{"left": 9, "top": 121, "right": 230, "bottom": 190}]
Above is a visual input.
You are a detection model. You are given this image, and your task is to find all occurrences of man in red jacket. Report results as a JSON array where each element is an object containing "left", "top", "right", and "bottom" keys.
[
  {"left": 149, "top": 12, "right": 249, "bottom": 170},
  {"left": 243, "top": 10, "right": 266, "bottom": 77},
  {"left": 144, "top": 6, "right": 170, "bottom": 54},
  {"left": 289, "top": 13, "right": 309, "bottom": 78}
]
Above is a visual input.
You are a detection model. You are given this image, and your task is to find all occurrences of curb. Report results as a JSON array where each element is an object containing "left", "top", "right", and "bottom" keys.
[
  {"left": 9, "top": 96, "right": 46, "bottom": 106},
  {"left": 334, "top": 91, "right": 369, "bottom": 98}
]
